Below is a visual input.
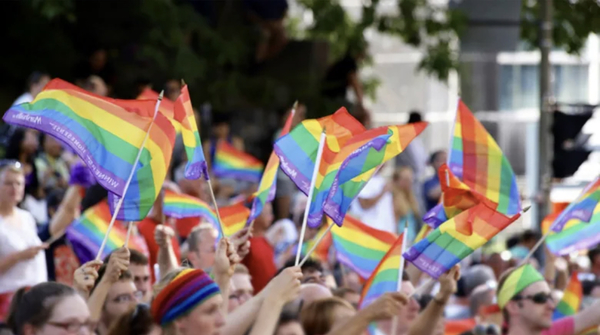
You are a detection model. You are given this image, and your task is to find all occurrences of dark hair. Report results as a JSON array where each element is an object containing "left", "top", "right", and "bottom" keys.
[
  {"left": 26, "top": 71, "right": 50, "bottom": 91},
  {"left": 129, "top": 249, "right": 149, "bottom": 266},
  {"left": 588, "top": 247, "right": 600, "bottom": 266},
  {"left": 8, "top": 283, "right": 76, "bottom": 335},
  {"left": 277, "top": 310, "right": 300, "bottom": 328},
  {"left": 92, "top": 266, "right": 133, "bottom": 294},
  {"left": 408, "top": 111, "right": 422, "bottom": 124},
  {"left": 521, "top": 230, "right": 540, "bottom": 243},
  {"left": 505, "top": 235, "right": 521, "bottom": 250},
  {"left": 107, "top": 304, "right": 156, "bottom": 335},
  {"left": 281, "top": 257, "right": 323, "bottom": 275},
  {"left": 429, "top": 150, "right": 446, "bottom": 165},
  {"left": 46, "top": 188, "right": 66, "bottom": 214}
]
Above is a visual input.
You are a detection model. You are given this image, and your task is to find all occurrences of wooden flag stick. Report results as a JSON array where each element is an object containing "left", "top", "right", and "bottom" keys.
[
  {"left": 206, "top": 178, "right": 226, "bottom": 238},
  {"left": 295, "top": 131, "right": 327, "bottom": 266},
  {"left": 299, "top": 221, "right": 334, "bottom": 267},
  {"left": 391, "top": 220, "right": 409, "bottom": 335},
  {"left": 96, "top": 91, "right": 164, "bottom": 260}
]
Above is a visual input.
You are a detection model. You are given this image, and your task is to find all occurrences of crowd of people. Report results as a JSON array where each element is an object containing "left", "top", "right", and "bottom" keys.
[{"left": 1, "top": 70, "right": 600, "bottom": 335}]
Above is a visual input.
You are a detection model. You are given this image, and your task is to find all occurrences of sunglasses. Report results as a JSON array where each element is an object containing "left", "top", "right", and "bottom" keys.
[{"left": 514, "top": 292, "right": 554, "bottom": 305}]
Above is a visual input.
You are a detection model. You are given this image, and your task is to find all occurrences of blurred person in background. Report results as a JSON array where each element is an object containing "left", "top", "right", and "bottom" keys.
[
  {"left": 332, "top": 287, "right": 361, "bottom": 310},
  {"left": 12, "top": 71, "right": 51, "bottom": 106},
  {"left": 446, "top": 265, "right": 496, "bottom": 320},
  {"left": 74, "top": 48, "right": 115, "bottom": 91},
  {"left": 186, "top": 223, "right": 219, "bottom": 272},
  {"left": 243, "top": 203, "right": 277, "bottom": 292},
  {"left": 300, "top": 297, "right": 356, "bottom": 335},
  {"left": 0, "top": 160, "right": 48, "bottom": 320},
  {"left": 128, "top": 250, "right": 152, "bottom": 304},
  {"left": 164, "top": 79, "right": 181, "bottom": 102},
  {"left": 423, "top": 150, "right": 447, "bottom": 211},
  {"left": 392, "top": 166, "right": 421, "bottom": 242},
  {"left": 108, "top": 304, "right": 161, "bottom": 335},
  {"left": 81, "top": 75, "right": 108, "bottom": 97},
  {"left": 244, "top": 0, "right": 289, "bottom": 63},
  {"left": 275, "top": 311, "right": 305, "bottom": 335},
  {"left": 350, "top": 168, "right": 395, "bottom": 233},
  {"left": 321, "top": 44, "right": 367, "bottom": 114},
  {"left": 509, "top": 230, "right": 541, "bottom": 262},
  {"left": 34, "top": 134, "right": 69, "bottom": 194},
  {"left": 230, "top": 264, "right": 254, "bottom": 307}
]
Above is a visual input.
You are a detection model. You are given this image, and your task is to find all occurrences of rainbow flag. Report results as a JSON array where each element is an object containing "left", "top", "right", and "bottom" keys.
[
  {"left": 220, "top": 202, "right": 251, "bottom": 237},
  {"left": 248, "top": 109, "right": 295, "bottom": 224},
  {"left": 66, "top": 201, "right": 149, "bottom": 263},
  {"left": 308, "top": 123, "right": 427, "bottom": 227},
  {"left": 163, "top": 190, "right": 218, "bottom": 226},
  {"left": 213, "top": 141, "right": 264, "bottom": 183},
  {"left": 174, "top": 85, "right": 209, "bottom": 180},
  {"left": 552, "top": 177, "right": 600, "bottom": 232},
  {"left": 332, "top": 216, "right": 398, "bottom": 279},
  {"left": 404, "top": 201, "right": 521, "bottom": 278},
  {"left": 553, "top": 271, "right": 582, "bottom": 320},
  {"left": 137, "top": 88, "right": 180, "bottom": 133},
  {"left": 414, "top": 224, "right": 432, "bottom": 244},
  {"left": 274, "top": 107, "right": 365, "bottom": 196},
  {"left": 424, "top": 100, "right": 521, "bottom": 227},
  {"left": 3, "top": 79, "right": 175, "bottom": 199},
  {"left": 546, "top": 206, "right": 600, "bottom": 256}
]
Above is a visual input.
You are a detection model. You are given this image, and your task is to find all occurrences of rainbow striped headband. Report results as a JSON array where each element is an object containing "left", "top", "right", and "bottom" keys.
[{"left": 151, "top": 269, "right": 220, "bottom": 326}]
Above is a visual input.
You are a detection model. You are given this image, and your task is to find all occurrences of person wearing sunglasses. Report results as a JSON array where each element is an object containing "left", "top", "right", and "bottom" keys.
[{"left": 498, "top": 264, "right": 600, "bottom": 335}]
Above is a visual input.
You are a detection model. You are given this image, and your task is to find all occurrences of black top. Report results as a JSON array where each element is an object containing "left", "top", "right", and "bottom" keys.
[{"left": 321, "top": 55, "right": 358, "bottom": 99}]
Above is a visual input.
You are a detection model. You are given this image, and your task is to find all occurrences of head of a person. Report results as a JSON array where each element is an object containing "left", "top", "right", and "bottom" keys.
[
  {"left": 129, "top": 250, "right": 152, "bottom": 304},
  {"left": 164, "top": 79, "right": 181, "bottom": 102},
  {"left": 429, "top": 150, "right": 447, "bottom": 171},
  {"left": 8, "top": 282, "right": 92, "bottom": 335},
  {"left": 187, "top": 223, "right": 218, "bottom": 271},
  {"left": 497, "top": 265, "right": 555, "bottom": 332},
  {"left": 107, "top": 304, "right": 161, "bottom": 335},
  {"left": 275, "top": 311, "right": 305, "bottom": 335},
  {"left": 42, "top": 135, "right": 63, "bottom": 158},
  {"left": 298, "top": 283, "right": 333, "bottom": 309},
  {"left": 282, "top": 258, "right": 325, "bottom": 286},
  {"left": 46, "top": 189, "right": 65, "bottom": 218},
  {"left": 393, "top": 166, "right": 414, "bottom": 191},
  {"left": 151, "top": 268, "right": 224, "bottom": 335},
  {"left": 332, "top": 287, "right": 360, "bottom": 310},
  {"left": 0, "top": 160, "right": 26, "bottom": 207},
  {"left": 27, "top": 71, "right": 51, "bottom": 97},
  {"left": 93, "top": 266, "right": 138, "bottom": 329},
  {"left": 588, "top": 247, "right": 600, "bottom": 269},
  {"left": 212, "top": 113, "right": 231, "bottom": 139},
  {"left": 378, "top": 271, "right": 420, "bottom": 334},
  {"left": 300, "top": 297, "right": 356, "bottom": 335},
  {"left": 230, "top": 264, "right": 254, "bottom": 306},
  {"left": 82, "top": 75, "right": 108, "bottom": 96},
  {"left": 469, "top": 284, "right": 497, "bottom": 319},
  {"left": 255, "top": 202, "right": 274, "bottom": 231},
  {"left": 460, "top": 265, "right": 497, "bottom": 300},
  {"left": 520, "top": 230, "right": 540, "bottom": 250},
  {"left": 407, "top": 111, "right": 422, "bottom": 124},
  {"left": 7, "top": 128, "right": 39, "bottom": 159}
]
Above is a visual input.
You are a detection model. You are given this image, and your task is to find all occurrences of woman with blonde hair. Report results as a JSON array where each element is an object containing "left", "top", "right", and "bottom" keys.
[
  {"left": 392, "top": 166, "right": 421, "bottom": 242},
  {"left": 300, "top": 297, "right": 356, "bottom": 335}
]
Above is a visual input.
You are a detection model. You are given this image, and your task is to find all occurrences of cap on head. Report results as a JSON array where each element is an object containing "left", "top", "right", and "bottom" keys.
[{"left": 497, "top": 264, "right": 545, "bottom": 309}]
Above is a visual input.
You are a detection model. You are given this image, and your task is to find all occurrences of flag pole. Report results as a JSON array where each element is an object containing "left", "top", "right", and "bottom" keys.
[
  {"left": 299, "top": 221, "right": 334, "bottom": 266},
  {"left": 391, "top": 220, "right": 409, "bottom": 335},
  {"left": 206, "top": 178, "right": 226, "bottom": 238},
  {"left": 295, "top": 131, "right": 327, "bottom": 266},
  {"left": 124, "top": 221, "right": 134, "bottom": 247},
  {"left": 96, "top": 91, "right": 164, "bottom": 260}
]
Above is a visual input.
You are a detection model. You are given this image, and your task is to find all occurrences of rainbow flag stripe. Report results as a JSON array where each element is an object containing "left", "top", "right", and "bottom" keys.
[
  {"left": 220, "top": 202, "right": 251, "bottom": 237},
  {"left": 137, "top": 88, "right": 181, "bottom": 133},
  {"left": 404, "top": 201, "right": 521, "bottom": 278},
  {"left": 309, "top": 123, "right": 427, "bottom": 227},
  {"left": 552, "top": 176, "right": 600, "bottom": 232},
  {"left": 174, "top": 85, "right": 209, "bottom": 180},
  {"left": 213, "top": 142, "right": 264, "bottom": 183},
  {"left": 163, "top": 190, "right": 218, "bottom": 225},
  {"left": 274, "top": 107, "right": 365, "bottom": 196},
  {"left": 414, "top": 224, "right": 432, "bottom": 244},
  {"left": 546, "top": 203, "right": 600, "bottom": 256},
  {"left": 248, "top": 110, "right": 295, "bottom": 223},
  {"left": 332, "top": 216, "right": 398, "bottom": 279},
  {"left": 66, "top": 201, "right": 149, "bottom": 263},
  {"left": 4, "top": 79, "right": 175, "bottom": 199},
  {"left": 553, "top": 272, "right": 582, "bottom": 320}
]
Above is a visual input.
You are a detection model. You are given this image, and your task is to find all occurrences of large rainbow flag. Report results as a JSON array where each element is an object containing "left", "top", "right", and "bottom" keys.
[
  {"left": 66, "top": 201, "right": 149, "bottom": 263},
  {"left": 220, "top": 202, "right": 251, "bottom": 237},
  {"left": 331, "top": 216, "right": 398, "bottom": 279},
  {"left": 274, "top": 107, "right": 365, "bottom": 196},
  {"left": 404, "top": 201, "right": 521, "bottom": 278},
  {"left": 173, "top": 85, "right": 208, "bottom": 180},
  {"left": 553, "top": 271, "right": 582, "bottom": 321},
  {"left": 213, "top": 142, "right": 264, "bottom": 183},
  {"left": 163, "top": 190, "right": 218, "bottom": 227},
  {"left": 4, "top": 79, "right": 175, "bottom": 200},
  {"left": 309, "top": 123, "right": 427, "bottom": 227},
  {"left": 248, "top": 109, "right": 295, "bottom": 224},
  {"left": 546, "top": 177, "right": 600, "bottom": 255},
  {"left": 424, "top": 100, "right": 521, "bottom": 228},
  {"left": 137, "top": 88, "right": 180, "bottom": 133}
]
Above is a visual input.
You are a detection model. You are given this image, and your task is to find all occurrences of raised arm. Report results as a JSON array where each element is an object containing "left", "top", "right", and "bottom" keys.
[{"left": 573, "top": 297, "right": 600, "bottom": 334}]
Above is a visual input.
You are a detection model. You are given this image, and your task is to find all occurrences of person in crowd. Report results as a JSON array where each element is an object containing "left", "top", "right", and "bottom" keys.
[
  {"left": 332, "top": 287, "right": 361, "bottom": 310},
  {"left": 498, "top": 264, "right": 600, "bottom": 335},
  {"left": 12, "top": 71, "right": 51, "bottom": 106},
  {"left": 350, "top": 168, "right": 396, "bottom": 233},
  {"left": 423, "top": 149, "right": 447, "bottom": 211},
  {"left": 34, "top": 135, "right": 69, "bottom": 194},
  {"left": 469, "top": 284, "right": 498, "bottom": 325},
  {"left": 321, "top": 44, "right": 367, "bottom": 113},
  {"left": 128, "top": 250, "right": 152, "bottom": 304},
  {"left": 392, "top": 166, "right": 421, "bottom": 242},
  {"left": 275, "top": 311, "right": 305, "bottom": 335},
  {"left": 242, "top": 203, "right": 277, "bottom": 293},
  {"left": 164, "top": 79, "right": 181, "bottom": 102},
  {"left": 282, "top": 257, "right": 326, "bottom": 286},
  {"left": 205, "top": 112, "right": 244, "bottom": 167},
  {"left": 301, "top": 297, "right": 356, "bottom": 335},
  {"left": 107, "top": 304, "right": 161, "bottom": 335},
  {"left": 508, "top": 230, "right": 541, "bottom": 261},
  {"left": 230, "top": 264, "right": 254, "bottom": 307},
  {"left": 81, "top": 75, "right": 109, "bottom": 97},
  {"left": 446, "top": 265, "right": 496, "bottom": 320},
  {"left": 74, "top": 48, "right": 115, "bottom": 90},
  {"left": 588, "top": 247, "right": 600, "bottom": 278},
  {"left": 0, "top": 160, "right": 48, "bottom": 320},
  {"left": 187, "top": 223, "right": 219, "bottom": 272},
  {"left": 6, "top": 282, "right": 93, "bottom": 335},
  {"left": 374, "top": 271, "right": 421, "bottom": 335},
  {"left": 243, "top": 0, "right": 289, "bottom": 63}
]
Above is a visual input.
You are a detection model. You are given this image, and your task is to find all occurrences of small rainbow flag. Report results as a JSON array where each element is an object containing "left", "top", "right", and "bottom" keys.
[
  {"left": 213, "top": 141, "right": 264, "bottom": 183},
  {"left": 425, "top": 99, "right": 521, "bottom": 227},
  {"left": 553, "top": 271, "right": 582, "bottom": 320},
  {"left": 4, "top": 79, "right": 175, "bottom": 199},
  {"left": 274, "top": 107, "right": 365, "bottom": 196},
  {"left": 331, "top": 216, "right": 398, "bottom": 279},
  {"left": 220, "top": 202, "right": 251, "bottom": 237},
  {"left": 309, "top": 123, "right": 427, "bottom": 227},
  {"left": 248, "top": 109, "right": 295, "bottom": 224},
  {"left": 404, "top": 201, "right": 521, "bottom": 278},
  {"left": 66, "top": 201, "right": 149, "bottom": 263},
  {"left": 546, "top": 177, "right": 600, "bottom": 255},
  {"left": 137, "top": 88, "right": 180, "bottom": 133},
  {"left": 173, "top": 85, "right": 209, "bottom": 180},
  {"left": 163, "top": 190, "right": 218, "bottom": 226}
]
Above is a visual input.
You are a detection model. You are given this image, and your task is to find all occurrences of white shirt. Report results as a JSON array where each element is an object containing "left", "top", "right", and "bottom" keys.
[
  {"left": 350, "top": 175, "right": 396, "bottom": 234},
  {"left": 0, "top": 208, "right": 47, "bottom": 293},
  {"left": 12, "top": 92, "right": 33, "bottom": 106}
]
